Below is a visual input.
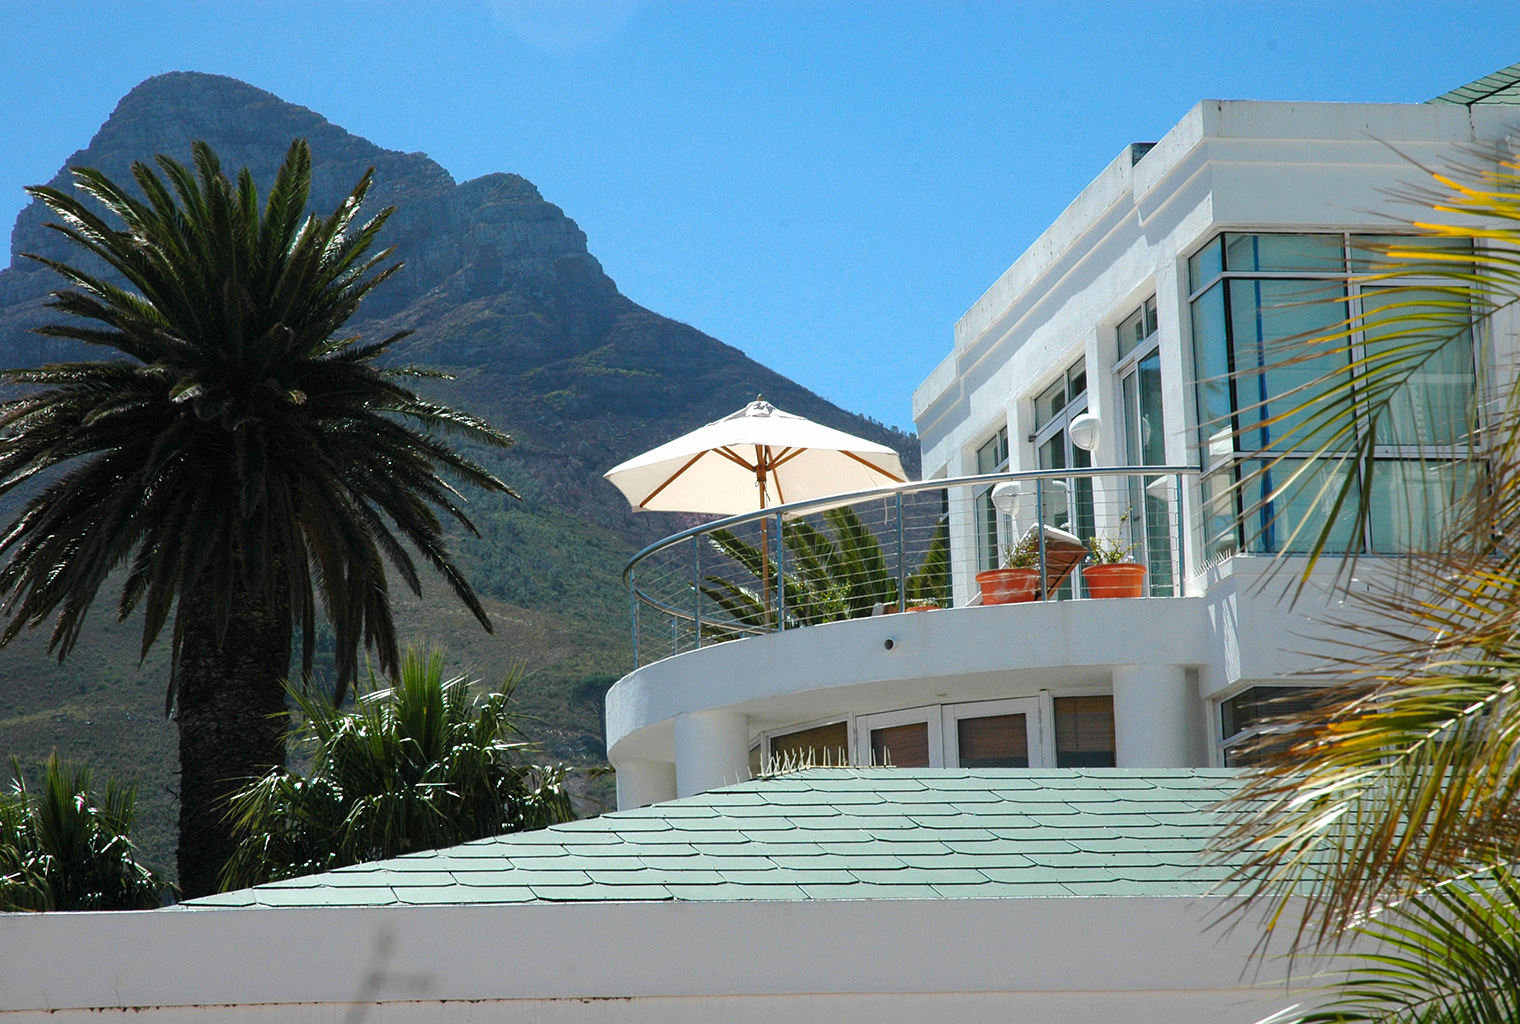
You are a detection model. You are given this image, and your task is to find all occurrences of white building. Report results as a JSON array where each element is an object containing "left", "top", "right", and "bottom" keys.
[{"left": 607, "top": 65, "right": 1520, "bottom": 809}]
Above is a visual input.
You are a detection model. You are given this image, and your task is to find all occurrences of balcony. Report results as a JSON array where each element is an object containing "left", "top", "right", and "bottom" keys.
[
  {"left": 625, "top": 466, "right": 1200, "bottom": 666},
  {"left": 607, "top": 469, "right": 1228, "bottom": 809}
]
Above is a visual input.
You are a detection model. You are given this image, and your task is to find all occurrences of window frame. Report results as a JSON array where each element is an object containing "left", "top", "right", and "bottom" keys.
[
  {"left": 973, "top": 425, "right": 1011, "bottom": 571},
  {"left": 941, "top": 696, "right": 1047, "bottom": 769},
  {"left": 760, "top": 715, "right": 852, "bottom": 770},
  {"left": 1185, "top": 230, "right": 1480, "bottom": 556},
  {"left": 856, "top": 705, "right": 945, "bottom": 768},
  {"left": 1214, "top": 682, "right": 1330, "bottom": 768}
]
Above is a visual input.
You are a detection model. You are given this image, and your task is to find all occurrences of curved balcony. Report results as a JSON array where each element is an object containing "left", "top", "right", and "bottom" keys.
[
  {"left": 609, "top": 468, "right": 1210, "bottom": 809},
  {"left": 625, "top": 466, "right": 1199, "bottom": 666}
]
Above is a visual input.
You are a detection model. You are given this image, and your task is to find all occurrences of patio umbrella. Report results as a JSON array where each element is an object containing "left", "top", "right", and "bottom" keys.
[
  {"left": 604, "top": 397, "right": 908, "bottom": 617},
  {"left": 604, "top": 397, "right": 907, "bottom": 515}
]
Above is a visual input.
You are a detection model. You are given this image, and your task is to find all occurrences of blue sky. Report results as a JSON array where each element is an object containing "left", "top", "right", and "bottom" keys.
[{"left": 1, "top": 2, "right": 1515, "bottom": 430}]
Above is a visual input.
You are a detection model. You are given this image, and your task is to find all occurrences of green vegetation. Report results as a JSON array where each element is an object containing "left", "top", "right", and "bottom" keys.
[
  {"left": 221, "top": 648, "right": 572, "bottom": 890},
  {"left": 6, "top": 140, "right": 514, "bottom": 896},
  {"left": 1212, "top": 157, "right": 1520, "bottom": 1019},
  {"left": 0, "top": 74, "right": 918, "bottom": 886},
  {"left": 702, "top": 507, "right": 950, "bottom": 629},
  {"left": 0, "top": 753, "right": 170, "bottom": 911}
]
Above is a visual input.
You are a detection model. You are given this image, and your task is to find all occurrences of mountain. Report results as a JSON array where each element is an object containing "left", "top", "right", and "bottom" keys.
[{"left": 0, "top": 72, "right": 918, "bottom": 873}]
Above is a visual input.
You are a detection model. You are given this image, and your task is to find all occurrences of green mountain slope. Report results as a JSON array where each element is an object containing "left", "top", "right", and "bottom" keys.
[{"left": 0, "top": 72, "right": 918, "bottom": 876}]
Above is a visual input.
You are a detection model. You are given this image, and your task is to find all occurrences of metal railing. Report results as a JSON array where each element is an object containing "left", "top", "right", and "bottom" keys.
[{"left": 625, "top": 466, "right": 1199, "bottom": 667}]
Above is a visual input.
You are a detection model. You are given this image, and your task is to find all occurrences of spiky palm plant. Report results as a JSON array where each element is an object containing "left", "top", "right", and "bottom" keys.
[
  {"left": 1207, "top": 153, "right": 1520, "bottom": 1018},
  {"left": 0, "top": 754, "right": 169, "bottom": 911},
  {"left": 220, "top": 648, "right": 572, "bottom": 890},
  {"left": 4, "top": 140, "right": 514, "bottom": 896},
  {"left": 701, "top": 508, "right": 949, "bottom": 632}
]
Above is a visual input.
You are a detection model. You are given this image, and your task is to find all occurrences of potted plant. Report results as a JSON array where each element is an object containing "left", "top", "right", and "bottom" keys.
[
  {"left": 975, "top": 539, "right": 1041, "bottom": 605},
  {"left": 1083, "top": 535, "right": 1146, "bottom": 598}
]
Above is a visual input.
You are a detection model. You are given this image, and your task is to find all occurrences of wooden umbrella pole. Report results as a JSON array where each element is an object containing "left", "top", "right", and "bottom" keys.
[{"left": 758, "top": 447, "right": 772, "bottom": 626}]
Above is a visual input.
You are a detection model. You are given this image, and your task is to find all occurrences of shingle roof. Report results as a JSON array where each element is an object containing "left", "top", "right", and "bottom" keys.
[
  {"left": 185, "top": 768, "right": 1245, "bottom": 909},
  {"left": 1430, "top": 61, "right": 1520, "bottom": 105}
]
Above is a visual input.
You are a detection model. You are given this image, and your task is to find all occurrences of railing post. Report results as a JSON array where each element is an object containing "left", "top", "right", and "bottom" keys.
[
  {"left": 896, "top": 492, "right": 907, "bottom": 612},
  {"left": 692, "top": 535, "right": 701, "bottom": 649},
  {"left": 1036, "top": 477, "right": 1049, "bottom": 602},
  {"left": 629, "top": 566, "right": 640, "bottom": 670},
  {"left": 1174, "top": 471, "right": 1186, "bottom": 594},
  {"left": 775, "top": 512, "right": 786, "bottom": 631}
]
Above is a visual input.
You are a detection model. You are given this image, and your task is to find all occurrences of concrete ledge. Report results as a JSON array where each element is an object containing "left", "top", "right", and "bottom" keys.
[
  {"left": 0, "top": 896, "right": 1304, "bottom": 1020},
  {"left": 608, "top": 598, "right": 1210, "bottom": 763}
]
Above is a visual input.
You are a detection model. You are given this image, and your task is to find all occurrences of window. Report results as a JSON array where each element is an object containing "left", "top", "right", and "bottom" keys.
[
  {"left": 1116, "top": 295, "right": 1158, "bottom": 361},
  {"left": 767, "top": 720, "right": 849, "bottom": 769},
  {"left": 974, "top": 426, "right": 1010, "bottom": 571},
  {"left": 768, "top": 694, "right": 1112, "bottom": 771},
  {"left": 857, "top": 707, "right": 943, "bottom": 767},
  {"left": 1219, "top": 685, "right": 1331, "bottom": 767},
  {"left": 1115, "top": 295, "right": 1174, "bottom": 595},
  {"left": 1053, "top": 695, "right": 1115, "bottom": 767},
  {"left": 944, "top": 697, "right": 1047, "bottom": 767},
  {"left": 1034, "top": 358, "right": 1093, "bottom": 597},
  {"left": 1188, "top": 232, "right": 1477, "bottom": 558}
]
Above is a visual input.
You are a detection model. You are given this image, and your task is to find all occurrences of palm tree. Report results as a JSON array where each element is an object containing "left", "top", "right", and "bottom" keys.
[
  {"left": 0, "top": 754, "right": 169, "bottom": 911},
  {"left": 3, "top": 141, "right": 514, "bottom": 896},
  {"left": 701, "top": 507, "right": 949, "bottom": 632},
  {"left": 220, "top": 648, "right": 572, "bottom": 890},
  {"left": 1208, "top": 152, "right": 1520, "bottom": 1018}
]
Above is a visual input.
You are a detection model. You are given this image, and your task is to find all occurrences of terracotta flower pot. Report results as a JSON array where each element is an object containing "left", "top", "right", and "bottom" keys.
[
  {"left": 1083, "top": 562, "right": 1146, "bottom": 598},
  {"left": 975, "top": 567, "right": 1040, "bottom": 605}
]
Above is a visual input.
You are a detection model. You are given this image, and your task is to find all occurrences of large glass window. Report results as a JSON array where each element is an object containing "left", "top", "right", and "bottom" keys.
[
  {"left": 974, "top": 426, "right": 1010, "bottom": 571},
  {"left": 1188, "top": 232, "right": 1476, "bottom": 557},
  {"left": 1034, "top": 359, "right": 1093, "bottom": 597},
  {"left": 1219, "top": 685, "right": 1331, "bottom": 767},
  {"left": 1115, "top": 296, "right": 1174, "bottom": 595}
]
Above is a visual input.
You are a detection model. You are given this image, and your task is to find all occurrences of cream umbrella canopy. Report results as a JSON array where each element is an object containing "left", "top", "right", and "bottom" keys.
[
  {"left": 603, "top": 397, "right": 907, "bottom": 514},
  {"left": 605, "top": 397, "right": 908, "bottom": 622}
]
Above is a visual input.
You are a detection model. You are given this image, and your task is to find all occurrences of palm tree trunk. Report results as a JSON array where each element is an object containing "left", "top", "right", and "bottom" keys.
[{"left": 174, "top": 574, "right": 291, "bottom": 899}]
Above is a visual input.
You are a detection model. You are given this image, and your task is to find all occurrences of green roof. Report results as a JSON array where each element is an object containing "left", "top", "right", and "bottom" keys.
[
  {"left": 185, "top": 768, "right": 1246, "bottom": 909},
  {"left": 1430, "top": 61, "right": 1520, "bottom": 105}
]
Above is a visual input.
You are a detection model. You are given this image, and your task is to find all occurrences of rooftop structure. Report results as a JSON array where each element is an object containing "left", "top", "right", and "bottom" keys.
[
  {"left": 188, "top": 768, "right": 1245, "bottom": 908},
  {"left": 3, "top": 770, "right": 1310, "bottom": 1022}
]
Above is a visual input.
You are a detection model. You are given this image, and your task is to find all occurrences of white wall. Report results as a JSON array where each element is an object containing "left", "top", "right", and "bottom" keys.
[
  {"left": 0, "top": 896, "right": 1325, "bottom": 1023},
  {"left": 607, "top": 596, "right": 1213, "bottom": 768}
]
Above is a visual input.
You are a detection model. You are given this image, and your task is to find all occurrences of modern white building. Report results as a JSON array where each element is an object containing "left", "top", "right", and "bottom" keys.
[{"left": 607, "top": 64, "right": 1520, "bottom": 809}]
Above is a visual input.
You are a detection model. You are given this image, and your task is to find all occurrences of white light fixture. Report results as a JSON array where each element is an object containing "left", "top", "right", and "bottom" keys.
[
  {"left": 1069, "top": 412, "right": 1101, "bottom": 452},
  {"left": 990, "top": 481, "right": 1022, "bottom": 515}
]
